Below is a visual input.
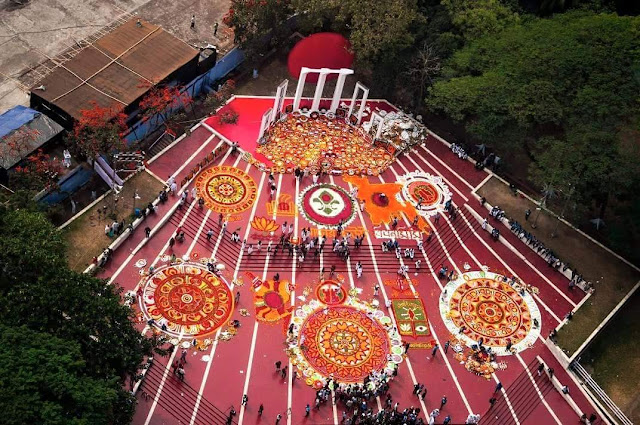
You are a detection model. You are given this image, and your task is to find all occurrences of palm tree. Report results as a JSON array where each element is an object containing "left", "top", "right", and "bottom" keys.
[{"left": 540, "top": 183, "right": 557, "bottom": 207}]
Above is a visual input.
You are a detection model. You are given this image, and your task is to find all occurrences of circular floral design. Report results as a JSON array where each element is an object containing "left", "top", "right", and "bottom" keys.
[
  {"left": 140, "top": 263, "right": 234, "bottom": 338},
  {"left": 407, "top": 181, "right": 439, "bottom": 205},
  {"left": 398, "top": 172, "right": 452, "bottom": 216},
  {"left": 289, "top": 299, "right": 403, "bottom": 386},
  {"left": 298, "top": 183, "right": 356, "bottom": 228},
  {"left": 439, "top": 270, "right": 541, "bottom": 355},
  {"left": 195, "top": 166, "right": 257, "bottom": 215},
  {"left": 315, "top": 280, "right": 347, "bottom": 305}
]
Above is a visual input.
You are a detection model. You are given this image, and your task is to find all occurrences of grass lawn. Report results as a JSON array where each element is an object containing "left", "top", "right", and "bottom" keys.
[
  {"left": 62, "top": 171, "right": 164, "bottom": 272},
  {"left": 580, "top": 290, "right": 640, "bottom": 423},
  {"left": 477, "top": 176, "right": 640, "bottom": 418}
]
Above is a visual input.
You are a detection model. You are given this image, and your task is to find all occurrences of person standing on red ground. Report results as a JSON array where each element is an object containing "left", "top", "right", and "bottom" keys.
[
  {"left": 275, "top": 360, "right": 281, "bottom": 371},
  {"left": 431, "top": 344, "right": 439, "bottom": 358},
  {"left": 440, "top": 395, "right": 447, "bottom": 410},
  {"left": 258, "top": 404, "right": 264, "bottom": 416},
  {"left": 275, "top": 413, "right": 282, "bottom": 424},
  {"left": 241, "top": 394, "right": 248, "bottom": 406}
]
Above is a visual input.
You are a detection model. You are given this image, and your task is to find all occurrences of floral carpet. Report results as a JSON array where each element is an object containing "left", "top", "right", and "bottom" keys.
[
  {"left": 252, "top": 278, "right": 293, "bottom": 323},
  {"left": 397, "top": 171, "right": 452, "bottom": 217},
  {"left": 139, "top": 263, "right": 234, "bottom": 338},
  {"left": 391, "top": 298, "right": 437, "bottom": 349},
  {"left": 439, "top": 270, "right": 542, "bottom": 355},
  {"left": 195, "top": 165, "right": 257, "bottom": 217},
  {"left": 289, "top": 297, "right": 403, "bottom": 387},
  {"left": 344, "top": 176, "right": 431, "bottom": 233},
  {"left": 258, "top": 112, "right": 395, "bottom": 174},
  {"left": 298, "top": 183, "right": 357, "bottom": 229}
]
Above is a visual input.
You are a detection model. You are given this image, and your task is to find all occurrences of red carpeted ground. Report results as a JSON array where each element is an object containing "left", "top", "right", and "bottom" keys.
[{"left": 103, "top": 97, "right": 602, "bottom": 425}]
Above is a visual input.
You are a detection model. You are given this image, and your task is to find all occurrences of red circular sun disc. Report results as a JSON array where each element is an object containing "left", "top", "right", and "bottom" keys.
[{"left": 288, "top": 33, "right": 354, "bottom": 83}]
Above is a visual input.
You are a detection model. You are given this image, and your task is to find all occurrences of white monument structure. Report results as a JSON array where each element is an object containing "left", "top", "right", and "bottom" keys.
[{"left": 257, "top": 67, "right": 370, "bottom": 142}]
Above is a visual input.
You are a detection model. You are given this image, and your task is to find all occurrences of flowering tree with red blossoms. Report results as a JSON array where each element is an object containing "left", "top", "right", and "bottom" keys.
[
  {"left": 65, "top": 102, "right": 128, "bottom": 159},
  {"left": 0, "top": 128, "right": 41, "bottom": 167},
  {"left": 204, "top": 79, "right": 236, "bottom": 113},
  {"left": 138, "top": 83, "right": 194, "bottom": 127},
  {"left": 13, "top": 149, "right": 62, "bottom": 191}
]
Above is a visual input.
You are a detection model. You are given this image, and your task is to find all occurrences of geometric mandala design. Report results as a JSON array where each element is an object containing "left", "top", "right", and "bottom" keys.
[
  {"left": 398, "top": 171, "right": 452, "bottom": 217},
  {"left": 139, "top": 263, "right": 234, "bottom": 339},
  {"left": 289, "top": 299, "right": 403, "bottom": 388},
  {"left": 439, "top": 270, "right": 541, "bottom": 355},
  {"left": 298, "top": 183, "right": 356, "bottom": 228},
  {"left": 195, "top": 165, "right": 257, "bottom": 216}
]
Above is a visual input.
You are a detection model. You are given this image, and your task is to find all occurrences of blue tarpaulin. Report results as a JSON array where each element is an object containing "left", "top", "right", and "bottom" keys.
[
  {"left": 0, "top": 105, "right": 40, "bottom": 138},
  {"left": 0, "top": 105, "right": 64, "bottom": 169}
]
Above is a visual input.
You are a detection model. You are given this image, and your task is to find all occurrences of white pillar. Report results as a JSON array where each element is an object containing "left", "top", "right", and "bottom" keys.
[
  {"left": 330, "top": 74, "right": 347, "bottom": 113},
  {"left": 271, "top": 80, "right": 288, "bottom": 123},
  {"left": 347, "top": 86, "right": 359, "bottom": 118},
  {"left": 258, "top": 108, "right": 272, "bottom": 143},
  {"left": 330, "top": 69, "right": 353, "bottom": 112},
  {"left": 356, "top": 89, "right": 369, "bottom": 125},
  {"left": 293, "top": 68, "right": 309, "bottom": 111},
  {"left": 311, "top": 68, "right": 329, "bottom": 111},
  {"left": 376, "top": 120, "right": 384, "bottom": 139}
]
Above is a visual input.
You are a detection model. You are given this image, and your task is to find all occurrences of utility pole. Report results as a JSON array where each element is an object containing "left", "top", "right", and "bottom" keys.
[{"left": 530, "top": 206, "right": 543, "bottom": 229}]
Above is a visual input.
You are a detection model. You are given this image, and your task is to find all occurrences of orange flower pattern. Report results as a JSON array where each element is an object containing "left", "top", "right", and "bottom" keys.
[
  {"left": 195, "top": 166, "right": 257, "bottom": 215},
  {"left": 299, "top": 306, "right": 390, "bottom": 382},
  {"left": 141, "top": 263, "right": 234, "bottom": 338},
  {"left": 250, "top": 216, "right": 279, "bottom": 233}
]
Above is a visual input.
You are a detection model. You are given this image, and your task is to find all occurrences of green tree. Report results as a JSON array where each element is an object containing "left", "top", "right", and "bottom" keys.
[
  {"left": 0, "top": 325, "right": 120, "bottom": 425},
  {"left": 428, "top": 12, "right": 640, "bottom": 215},
  {"left": 223, "top": 0, "right": 295, "bottom": 57},
  {"left": 0, "top": 209, "right": 161, "bottom": 424},
  {"left": 293, "top": 0, "right": 423, "bottom": 65},
  {"left": 442, "top": 0, "right": 520, "bottom": 42}
]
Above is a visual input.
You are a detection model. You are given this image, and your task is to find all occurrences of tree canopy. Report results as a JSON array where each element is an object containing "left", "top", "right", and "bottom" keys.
[
  {"left": 64, "top": 102, "right": 128, "bottom": 159},
  {"left": 428, "top": 11, "right": 640, "bottom": 203},
  {"left": 0, "top": 325, "right": 120, "bottom": 425},
  {"left": 0, "top": 209, "right": 157, "bottom": 423}
]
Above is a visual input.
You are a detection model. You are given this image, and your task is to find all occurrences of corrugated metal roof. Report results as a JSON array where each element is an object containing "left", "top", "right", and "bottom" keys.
[
  {"left": 31, "top": 19, "right": 199, "bottom": 120},
  {"left": 0, "top": 105, "right": 64, "bottom": 169}
]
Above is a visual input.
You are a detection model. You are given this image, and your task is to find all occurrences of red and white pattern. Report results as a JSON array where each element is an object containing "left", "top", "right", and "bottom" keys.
[
  {"left": 140, "top": 262, "right": 234, "bottom": 339},
  {"left": 298, "top": 183, "right": 356, "bottom": 228},
  {"left": 440, "top": 270, "right": 542, "bottom": 355},
  {"left": 398, "top": 171, "right": 451, "bottom": 216}
]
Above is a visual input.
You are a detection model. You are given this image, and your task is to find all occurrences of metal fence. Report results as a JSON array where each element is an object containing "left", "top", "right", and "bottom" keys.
[{"left": 571, "top": 362, "right": 633, "bottom": 425}]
